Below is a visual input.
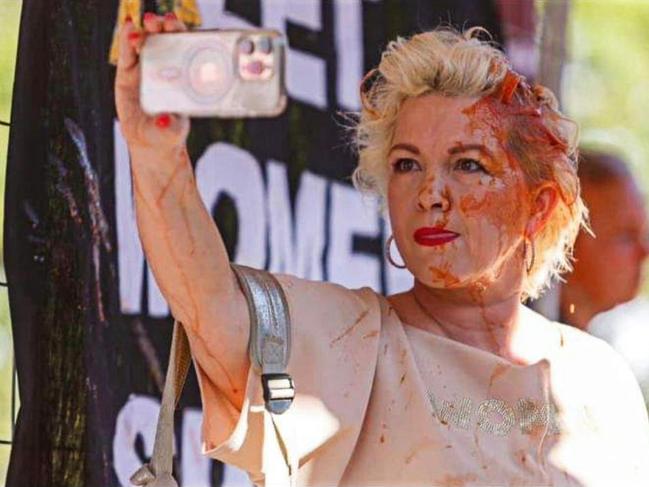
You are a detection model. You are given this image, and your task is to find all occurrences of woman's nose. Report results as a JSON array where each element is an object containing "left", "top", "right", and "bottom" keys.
[{"left": 416, "top": 177, "right": 449, "bottom": 212}]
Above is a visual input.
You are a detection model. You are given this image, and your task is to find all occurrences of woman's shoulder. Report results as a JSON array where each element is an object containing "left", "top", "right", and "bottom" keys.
[
  {"left": 547, "top": 314, "right": 634, "bottom": 380},
  {"left": 273, "top": 272, "right": 381, "bottom": 308},
  {"left": 519, "top": 304, "right": 623, "bottom": 362},
  {"left": 553, "top": 317, "right": 631, "bottom": 367},
  {"left": 272, "top": 272, "right": 384, "bottom": 339},
  {"left": 524, "top": 309, "right": 649, "bottom": 456},
  {"left": 551, "top": 316, "right": 648, "bottom": 422},
  {"left": 554, "top": 318, "right": 649, "bottom": 476},
  {"left": 521, "top": 306, "right": 640, "bottom": 388}
]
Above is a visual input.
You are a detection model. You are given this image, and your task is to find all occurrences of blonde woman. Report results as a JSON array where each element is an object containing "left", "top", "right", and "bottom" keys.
[{"left": 116, "top": 13, "right": 649, "bottom": 486}]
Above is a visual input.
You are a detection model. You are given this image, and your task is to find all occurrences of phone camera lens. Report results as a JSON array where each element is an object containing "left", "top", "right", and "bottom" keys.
[
  {"left": 256, "top": 37, "right": 272, "bottom": 54},
  {"left": 239, "top": 39, "right": 254, "bottom": 55}
]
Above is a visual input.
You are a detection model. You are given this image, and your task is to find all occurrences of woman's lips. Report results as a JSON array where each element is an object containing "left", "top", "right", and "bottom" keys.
[{"left": 413, "top": 227, "right": 459, "bottom": 246}]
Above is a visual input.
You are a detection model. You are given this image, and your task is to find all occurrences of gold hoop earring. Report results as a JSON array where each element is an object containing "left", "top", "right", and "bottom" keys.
[
  {"left": 524, "top": 238, "right": 535, "bottom": 274},
  {"left": 385, "top": 235, "right": 407, "bottom": 269}
]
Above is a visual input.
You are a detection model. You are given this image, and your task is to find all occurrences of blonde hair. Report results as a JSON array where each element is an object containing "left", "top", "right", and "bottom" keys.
[{"left": 352, "top": 27, "right": 588, "bottom": 300}]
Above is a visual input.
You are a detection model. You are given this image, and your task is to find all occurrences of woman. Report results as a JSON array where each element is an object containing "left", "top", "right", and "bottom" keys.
[{"left": 116, "top": 13, "right": 649, "bottom": 486}]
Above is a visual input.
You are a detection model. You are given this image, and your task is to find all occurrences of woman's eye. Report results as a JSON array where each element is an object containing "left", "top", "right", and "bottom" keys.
[
  {"left": 455, "top": 158, "right": 487, "bottom": 174},
  {"left": 393, "top": 158, "right": 421, "bottom": 173}
]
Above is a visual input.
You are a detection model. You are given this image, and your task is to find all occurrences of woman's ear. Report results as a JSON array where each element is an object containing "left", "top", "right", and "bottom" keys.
[{"left": 526, "top": 183, "right": 559, "bottom": 237}]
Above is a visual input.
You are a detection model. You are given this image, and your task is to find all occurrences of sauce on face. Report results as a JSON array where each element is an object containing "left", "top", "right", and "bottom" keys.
[
  {"left": 463, "top": 70, "right": 574, "bottom": 205},
  {"left": 388, "top": 70, "right": 576, "bottom": 359},
  {"left": 455, "top": 70, "right": 576, "bottom": 280},
  {"left": 438, "top": 73, "right": 573, "bottom": 352},
  {"left": 428, "top": 264, "right": 461, "bottom": 287},
  {"left": 429, "top": 77, "right": 576, "bottom": 344}
]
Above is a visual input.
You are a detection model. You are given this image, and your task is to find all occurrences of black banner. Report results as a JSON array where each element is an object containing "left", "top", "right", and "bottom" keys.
[{"left": 5, "top": 1, "right": 507, "bottom": 485}]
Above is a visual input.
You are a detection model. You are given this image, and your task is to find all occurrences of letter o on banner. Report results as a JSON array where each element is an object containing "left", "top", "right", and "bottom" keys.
[{"left": 195, "top": 143, "right": 267, "bottom": 268}]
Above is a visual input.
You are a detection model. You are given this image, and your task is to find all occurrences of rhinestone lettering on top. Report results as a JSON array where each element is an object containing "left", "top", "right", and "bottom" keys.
[
  {"left": 476, "top": 399, "right": 516, "bottom": 436},
  {"left": 517, "top": 398, "right": 561, "bottom": 435},
  {"left": 429, "top": 393, "right": 474, "bottom": 430},
  {"left": 427, "top": 392, "right": 562, "bottom": 436}
]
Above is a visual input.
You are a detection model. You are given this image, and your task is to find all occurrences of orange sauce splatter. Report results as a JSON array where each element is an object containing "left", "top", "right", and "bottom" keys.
[
  {"left": 488, "top": 363, "right": 509, "bottom": 389},
  {"left": 428, "top": 264, "right": 460, "bottom": 287}
]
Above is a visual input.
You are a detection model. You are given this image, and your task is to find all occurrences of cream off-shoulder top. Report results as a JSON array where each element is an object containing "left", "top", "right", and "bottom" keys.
[{"left": 192, "top": 274, "right": 649, "bottom": 487}]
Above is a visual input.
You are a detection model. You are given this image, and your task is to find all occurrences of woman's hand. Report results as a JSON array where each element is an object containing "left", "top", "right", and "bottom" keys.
[{"left": 115, "top": 13, "right": 190, "bottom": 153}]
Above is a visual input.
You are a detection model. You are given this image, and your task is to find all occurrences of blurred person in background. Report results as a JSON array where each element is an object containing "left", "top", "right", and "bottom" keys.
[
  {"left": 561, "top": 148, "right": 649, "bottom": 403},
  {"left": 561, "top": 149, "right": 649, "bottom": 328}
]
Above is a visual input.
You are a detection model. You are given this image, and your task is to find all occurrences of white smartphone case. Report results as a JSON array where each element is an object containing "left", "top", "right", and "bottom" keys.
[{"left": 140, "top": 29, "right": 287, "bottom": 118}]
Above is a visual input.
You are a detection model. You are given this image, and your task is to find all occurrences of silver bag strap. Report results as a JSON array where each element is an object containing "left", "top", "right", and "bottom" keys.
[
  {"left": 130, "top": 321, "right": 189, "bottom": 487},
  {"left": 231, "top": 264, "right": 295, "bottom": 415},
  {"left": 130, "top": 264, "right": 294, "bottom": 486}
]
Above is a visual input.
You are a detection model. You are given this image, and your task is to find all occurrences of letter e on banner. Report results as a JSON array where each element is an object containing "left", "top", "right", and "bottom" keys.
[{"left": 327, "top": 182, "right": 380, "bottom": 290}]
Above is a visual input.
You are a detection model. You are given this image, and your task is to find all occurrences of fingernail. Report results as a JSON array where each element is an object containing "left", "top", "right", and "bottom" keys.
[
  {"left": 128, "top": 31, "right": 141, "bottom": 41},
  {"left": 124, "top": 15, "right": 133, "bottom": 23},
  {"left": 155, "top": 114, "right": 171, "bottom": 129},
  {"left": 143, "top": 12, "right": 157, "bottom": 22},
  {"left": 164, "top": 12, "right": 177, "bottom": 21}
]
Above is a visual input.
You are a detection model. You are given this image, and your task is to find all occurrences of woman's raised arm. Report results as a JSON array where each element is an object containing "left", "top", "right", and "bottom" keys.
[{"left": 114, "top": 14, "right": 249, "bottom": 409}]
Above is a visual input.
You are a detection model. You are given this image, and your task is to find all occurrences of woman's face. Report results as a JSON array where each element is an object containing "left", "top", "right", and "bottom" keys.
[{"left": 387, "top": 93, "right": 532, "bottom": 291}]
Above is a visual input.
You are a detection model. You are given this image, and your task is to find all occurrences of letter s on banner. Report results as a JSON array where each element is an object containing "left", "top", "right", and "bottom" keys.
[
  {"left": 182, "top": 408, "right": 212, "bottom": 487},
  {"left": 113, "top": 395, "right": 169, "bottom": 486}
]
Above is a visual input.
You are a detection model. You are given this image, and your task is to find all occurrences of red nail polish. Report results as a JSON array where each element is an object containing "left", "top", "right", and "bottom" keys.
[
  {"left": 164, "top": 12, "right": 177, "bottom": 21},
  {"left": 144, "top": 12, "right": 157, "bottom": 22},
  {"left": 128, "top": 31, "right": 141, "bottom": 41},
  {"left": 124, "top": 15, "right": 133, "bottom": 23},
  {"left": 155, "top": 114, "right": 171, "bottom": 129}
]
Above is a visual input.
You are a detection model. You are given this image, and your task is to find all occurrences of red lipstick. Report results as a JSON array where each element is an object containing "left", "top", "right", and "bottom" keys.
[{"left": 413, "top": 227, "right": 459, "bottom": 247}]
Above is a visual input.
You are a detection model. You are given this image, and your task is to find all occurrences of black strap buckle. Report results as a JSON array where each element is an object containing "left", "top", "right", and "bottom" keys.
[{"left": 262, "top": 373, "right": 295, "bottom": 415}]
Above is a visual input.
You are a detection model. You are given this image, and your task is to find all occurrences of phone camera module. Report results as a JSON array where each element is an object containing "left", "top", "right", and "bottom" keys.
[
  {"left": 237, "top": 34, "right": 274, "bottom": 81},
  {"left": 238, "top": 38, "right": 255, "bottom": 55},
  {"left": 256, "top": 36, "right": 272, "bottom": 55}
]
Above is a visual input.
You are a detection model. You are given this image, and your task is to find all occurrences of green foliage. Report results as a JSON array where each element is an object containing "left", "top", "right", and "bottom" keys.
[
  {"left": 564, "top": 0, "right": 649, "bottom": 294},
  {"left": 0, "top": 1, "right": 21, "bottom": 253},
  {"left": 0, "top": 2, "right": 22, "bottom": 485}
]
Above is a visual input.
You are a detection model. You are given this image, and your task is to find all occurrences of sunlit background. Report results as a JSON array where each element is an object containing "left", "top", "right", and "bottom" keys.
[
  {"left": 0, "top": 1, "right": 21, "bottom": 484},
  {"left": 564, "top": 0, "right": 649, "bottom": 260},
  {"left": 1, "top": 0, "right": 649, "bottom": 484}
]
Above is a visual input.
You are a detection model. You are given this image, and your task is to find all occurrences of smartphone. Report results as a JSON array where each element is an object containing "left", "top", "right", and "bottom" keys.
[{"left": 140, "top": 29, "right": 287, "bottom": 118}]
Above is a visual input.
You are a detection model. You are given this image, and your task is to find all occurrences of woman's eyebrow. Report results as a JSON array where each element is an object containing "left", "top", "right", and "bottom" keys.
[
  {"left": 389, "top": 143, "right": 420, "bottom": 155},
  {"left": 447, "top": 143, "right": 493, "bottom": 158}
]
